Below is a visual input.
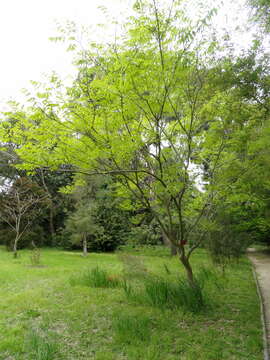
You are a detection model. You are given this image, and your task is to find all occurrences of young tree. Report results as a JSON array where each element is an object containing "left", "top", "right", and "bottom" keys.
[
  {"left": 65, "top": 174, "right": 130, "bottom": 253},
  {"left": 0, "top": 177, "right": 49, "bottom": 258},
  {"left": 65, "top": 203, "right": 101, "bottom": 256},
  {"left": 0, "top": 1, "right": 243, "bottom": 282}
]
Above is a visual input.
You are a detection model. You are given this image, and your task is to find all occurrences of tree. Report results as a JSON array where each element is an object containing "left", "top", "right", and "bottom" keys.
[
  {"left": 210, "top": 49, "right": 270, "bottom": 246},
  {"left": 64, "top": 175, "right": 130, "bottom": 253},
  {"left": 248, "top": 0, "right": 270, "bottom": 32},
  {"left": 0, "top": 177, "right": 49, "bottom": 258},
  {"left": 33, "top": 167, "right": 74, "bottom": 241},
  {"left": 0, "top": 1, "right": 244, "bottom": 282},
  {"left": 65, "top": 202, "right": 101, "bottom": 256}
]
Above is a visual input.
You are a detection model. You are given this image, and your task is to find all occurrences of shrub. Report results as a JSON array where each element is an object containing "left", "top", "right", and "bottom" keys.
[
  {"left": 0, "top": 225, "right": 46, "bottom": 250},
  {"left": 207, "top": 229, "right": 252, "bottom": 271},
  {"left": 126, "top": 223, "right": 162, "bottom": 246}
]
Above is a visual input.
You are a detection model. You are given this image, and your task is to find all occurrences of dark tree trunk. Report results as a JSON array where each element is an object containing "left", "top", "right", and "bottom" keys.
[{"left": 49, "top": 205, "right": 55, "bottom": 237}]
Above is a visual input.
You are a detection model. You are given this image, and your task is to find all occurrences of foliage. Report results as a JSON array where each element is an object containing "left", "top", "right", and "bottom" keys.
[
  {"left": 248, "top": 0, "right": 270, "bottom": 32},
  {"left": 65, "top": 202, "right": 102, "bottom": 255},
  {"left": 32, "top": 168, "right": 74, "bottom": 242},
  {"left": 0, "top": 0, "right": 229, "bottom": 281},
  {"left": 64, "top": 175, "right": 131, "bottom": 253},
  {"left": 126, "top": 222, "right": 163, "bottom": 246},
  {"left": 1, "top": 0, "right": 270, "bottom": 281},
  {"left": 0, "top": 224, "right": 47, "bottom": 251},
  {"left": 206, "top": 206, "right": 253, "bottom": 269},
  {"left": 0, "top": 177, "right": 49, "bottom": 257}
]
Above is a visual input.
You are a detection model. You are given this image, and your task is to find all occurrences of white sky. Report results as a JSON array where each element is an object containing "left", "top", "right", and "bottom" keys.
[{"left": 0, "top": 0, "right": 251, "bottom": 112}]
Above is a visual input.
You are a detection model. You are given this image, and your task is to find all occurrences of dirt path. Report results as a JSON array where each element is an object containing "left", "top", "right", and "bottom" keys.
[{"left": 248, "top": 249, "right": 270, "bottom": 359}]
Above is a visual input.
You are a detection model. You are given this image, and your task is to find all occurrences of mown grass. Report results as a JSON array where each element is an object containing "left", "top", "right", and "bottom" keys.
[{"left": 0, "top": 246, "right": 263, "bottom": 359}]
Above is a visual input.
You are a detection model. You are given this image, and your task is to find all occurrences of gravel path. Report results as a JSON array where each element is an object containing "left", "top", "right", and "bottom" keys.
[{"left": 248, "top": 249, "right": 270, "bottom": 359}]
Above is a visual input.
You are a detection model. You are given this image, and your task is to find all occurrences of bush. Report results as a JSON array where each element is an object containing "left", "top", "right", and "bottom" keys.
[
  {"left": 87, "top": 232, "right": 122, "bottom": 253},
  {"left": 0, "top": 225, "right": 46, "bottom": 250},
  {"left": 126, "top": 223, "right": 162, "bottom": 246},
  {"left": 207, "top": 229, "right": 252, "bottom": 270}
]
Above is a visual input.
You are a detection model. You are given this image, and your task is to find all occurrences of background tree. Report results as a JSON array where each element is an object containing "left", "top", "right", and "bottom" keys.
[
  {"left": 0, "top": 177, "right": 49, "bottom": 258},
  {"left": 32, "top": 167, "right": 74, "bottom": 243},
  {"left": 248, "top": 0, "right": 270, "bottom": 32},
  {"left": 64, "top": 175, "right": 131, "bottom": 252},
  {"left": 65, "top": 202, "right": 101, "bottom": 256}
]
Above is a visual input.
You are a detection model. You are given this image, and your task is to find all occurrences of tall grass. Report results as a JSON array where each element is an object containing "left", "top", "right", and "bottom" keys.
[
  {"left": 69, "top": 266, "right": 120, "bottom": 288},
  {"left": 112, "top": 313, "right": 151, "bottom": 344},
  {"left": 145, "top": 276, "right": 205, "bottom": 312},
  {"left": 122, "top": 267, "right": 222, "bottom": 313},
  {"left": 24, "top": 330, "right": 58, "bottom": 360}
]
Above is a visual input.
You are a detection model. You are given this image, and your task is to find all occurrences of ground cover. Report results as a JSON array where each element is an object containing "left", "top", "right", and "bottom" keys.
[{"left": 0, "top": 246, "right": 263, "bottom": 360}]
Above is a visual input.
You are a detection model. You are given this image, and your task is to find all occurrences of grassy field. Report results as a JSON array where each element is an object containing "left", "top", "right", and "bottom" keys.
[{"left": 0, "top": 246, "right": 263, "bottom": 360}]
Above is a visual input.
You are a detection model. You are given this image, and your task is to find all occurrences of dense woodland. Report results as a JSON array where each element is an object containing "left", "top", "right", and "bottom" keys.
[{"left": 0, "top": 0, "right": 269, "bottom": 281}]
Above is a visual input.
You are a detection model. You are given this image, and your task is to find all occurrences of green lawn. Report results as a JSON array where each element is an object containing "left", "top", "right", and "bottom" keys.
[{"left": 0, "top": 246, "right": 263, "bottom": 360}]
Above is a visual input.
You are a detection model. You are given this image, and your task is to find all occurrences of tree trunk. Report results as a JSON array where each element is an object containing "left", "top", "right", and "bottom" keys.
[
  {"left": 49, "top": 205, "right": 55, "bottom": 237},
  {"left": 13, "top": 237, "right": 18, "bottom": 258},
  {"left": 82, "top": 235, "right": 88, "bottom": 257},
  {"left": 162, "top": 231, "right": 177, "bottom": 256},
  {"left": 170, "top": 243, "right": 177, "bottom": 256},
  {"left": 179, "top": 251, "right": 194, "bottom": 285}
]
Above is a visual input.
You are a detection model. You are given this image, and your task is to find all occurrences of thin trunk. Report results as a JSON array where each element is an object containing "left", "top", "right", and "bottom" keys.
[
  {"left": 82, "top": 234, "right": 88, "bottom": 257},
  {"left": 49, "top": 205, "right": 55, "bottom": 237},
  {"left": 167, "top": 235, "right": 195, "bottom": 284},
  {"left": 162, "top": 231, "right": 177, "bottom": 256},
  {"left": 179, "top": 250, "right": 194, "bottom": 285},
  {"left": 13, "top": 236, "right": 19, "bottom": 258},
  {"left": 170, "top": 243, "right": 177, "bottom": 256}
]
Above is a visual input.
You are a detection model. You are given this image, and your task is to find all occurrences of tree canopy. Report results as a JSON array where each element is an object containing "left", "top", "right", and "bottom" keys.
[{"left": 1, "top": 0, "right": 270, "bottom": 280}]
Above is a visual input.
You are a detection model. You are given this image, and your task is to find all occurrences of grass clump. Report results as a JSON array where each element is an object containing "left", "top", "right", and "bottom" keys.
[
  {"left": 24, "top": 330, "right": 58, "bottom": 360},
  {"left": 112, "top": 313, "right": 151, "bottom": 344},
  {"left": 145, "top": 275, "right": 205, "bottom": 312},
  {"left": 122, "top": 267, "right": 222, "bottom": 313},
  {"left": 70, "top": 266, "right": 121, "bottom": 288},
  {"left": 123, "top": 275, "right": 206, "bottom": 312}
]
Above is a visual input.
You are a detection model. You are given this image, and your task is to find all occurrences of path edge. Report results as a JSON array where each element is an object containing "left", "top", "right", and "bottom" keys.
[{"left": 250, "top": 257, "right": 270, "bottom": 360}]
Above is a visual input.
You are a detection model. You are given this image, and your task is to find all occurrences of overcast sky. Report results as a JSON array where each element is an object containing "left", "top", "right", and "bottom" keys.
[{"left": 0, "top": 0, "right": 251, "bottom": 111}]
